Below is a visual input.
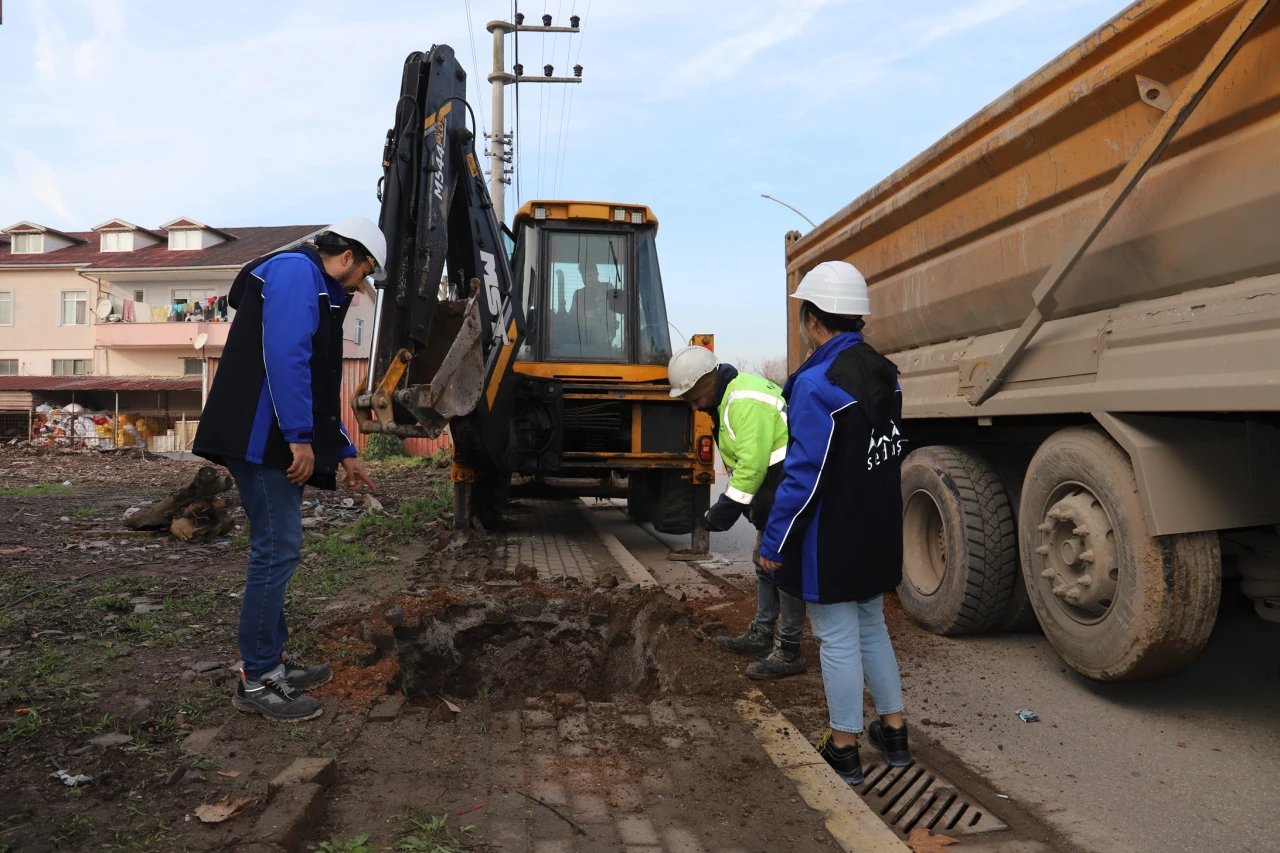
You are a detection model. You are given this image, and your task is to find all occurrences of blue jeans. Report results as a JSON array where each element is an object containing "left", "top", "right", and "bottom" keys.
[
  {"left": 753, "top": 533, "right": 805, "bottom": 643},
  {"left": 806, "top": 595, "right": 904, "bottom": 734},
  {"left": 225, "top": 459, "right": 303, "bottom": 680}
]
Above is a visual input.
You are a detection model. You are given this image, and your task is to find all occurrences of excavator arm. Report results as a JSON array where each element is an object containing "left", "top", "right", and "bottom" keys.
[{"left": 355, "top": 45, "right": 560, "bottom": 483}]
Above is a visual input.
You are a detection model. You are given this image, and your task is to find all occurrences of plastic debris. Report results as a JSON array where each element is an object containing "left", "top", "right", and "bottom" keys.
[
  {"left": 1016, "top": 709, "right": 1040, "bottom": 723},
  {"left": 52, "top": 770, "right": 92, "bottom": 787}
]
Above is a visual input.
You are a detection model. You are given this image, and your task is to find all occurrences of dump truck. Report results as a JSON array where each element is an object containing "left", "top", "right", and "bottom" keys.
[
  {"left": 354, "top": 46, "right": 716, "bottom": 550},
  {"left": 784, "top": 0, "right": 1280, "bottom": 681}
]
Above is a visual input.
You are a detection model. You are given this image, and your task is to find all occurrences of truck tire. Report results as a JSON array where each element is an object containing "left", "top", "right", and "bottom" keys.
[
  {"left": 989, "top": 451, "right": 1038, "bottom": 632},
  {"left": 651, "top": 470, "right": 694, "bottom": 535},
  {"left": 626, "top": 472, "right": 656, "bottom": 524},
  {"left": 898, "top": 446, "right": 1018, "bottom": 635},
  {"left": 1019, "top": 427, "right": 1221, "bottom": 681}
]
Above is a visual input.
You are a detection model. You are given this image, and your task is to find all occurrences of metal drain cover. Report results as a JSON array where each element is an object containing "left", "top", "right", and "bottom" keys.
[{"left": 857, "top": 760, "right": 1008, "bottom": 837}]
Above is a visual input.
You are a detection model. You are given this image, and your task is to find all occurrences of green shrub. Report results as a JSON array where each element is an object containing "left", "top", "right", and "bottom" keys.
[{"left": 363, "top": 434, "right": 406, "bottom": 461}]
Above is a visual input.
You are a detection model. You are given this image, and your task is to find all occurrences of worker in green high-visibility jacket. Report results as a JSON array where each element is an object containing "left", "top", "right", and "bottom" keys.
[{"left": 666, "top": 344, "right": 807, "bottom": 679}]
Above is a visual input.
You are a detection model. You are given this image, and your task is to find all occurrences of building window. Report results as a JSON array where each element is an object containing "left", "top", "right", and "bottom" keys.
[
  {"left": 169, "top": 229, "right": 201, "bottom": 250},
  {"left": 101, "top": 231, "right": 134, "bottom": 252},
  {"left": 172, "top": 288, "right": 217, "bottom": 305},
  {"left": 52, "top": 359, "right": 91, "bottom": 376},
  {"left": 133, "top": 289, "right": 145, "bottom": 304},
  {"left": 353, "top": 318, "right": 364, "bottom": 346},
  {"left": 183, "top": 358, "right": 205, "bottom": 376},
  {"left": 0, "top": 359, "right": 18, "bottom": 375},
  {"left": 0, "top": 291, "right": 11, "bottom": 325},
  {"left": 12, "top": 234, "right": 42, "bottom": 254},
  {"left": 60, "top": 291, "right": 88, "bottom": 326}
]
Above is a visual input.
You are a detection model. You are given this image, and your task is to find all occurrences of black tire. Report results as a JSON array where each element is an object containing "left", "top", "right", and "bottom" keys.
[
  {"left": 471, "top": 464, "right": 512, "bottom": 530},
  {"left": 626, "top": 472, "right": 656, "bottom": 524},
  {"left": 1019, "top": 427, "right": 1220, "bottom": 681},
  {"left": 988, "top": 451, "right": 1038, "bottom": 632},
  {"left": 898, "top": 446, "right": 1018, "bottom": 635},
  {"left": 652, "top": 470, "right": 694, "bottom": 535}
]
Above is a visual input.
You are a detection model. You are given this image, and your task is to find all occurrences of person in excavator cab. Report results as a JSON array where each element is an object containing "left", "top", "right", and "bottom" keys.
[
  {"left": 564, "top": 261, "right": 625, "bottom": 357},
  {"left": 668, "top": 345, "right": 808, "bottom": 679}
]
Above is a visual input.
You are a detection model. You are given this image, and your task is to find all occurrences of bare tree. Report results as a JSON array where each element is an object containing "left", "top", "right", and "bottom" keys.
[{"left": 739, "top": 356, "right": 790, "bottom": 387}]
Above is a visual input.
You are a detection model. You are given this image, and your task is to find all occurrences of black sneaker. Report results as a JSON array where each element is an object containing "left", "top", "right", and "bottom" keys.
[
  {"left": 232, "top": 671, "right": 323, "bottom": 722},
  {"left": 745, "top": 639, "right": 807, "bottom": 680},
  {"left": 713, "top": 621, "right": 774, "bottom": 656},
  {"left": 280, "top": 651, "right": 332, "bottom": 692},
  {"left": 817, "top": 730, "right": 864, "bottom": 785},
  {"left": 868, "top": 720, "right": 912, "bottom": 767}
]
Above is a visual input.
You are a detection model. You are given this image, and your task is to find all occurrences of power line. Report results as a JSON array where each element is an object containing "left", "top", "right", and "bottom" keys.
[
  {"left": 554, "top": 0, "right": 590, "bottom": 197},
  {"left": 462, "top": 0, "right": 489, "bottom": 145}
]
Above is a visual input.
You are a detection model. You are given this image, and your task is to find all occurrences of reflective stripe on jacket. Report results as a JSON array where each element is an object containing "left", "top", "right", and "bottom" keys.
[{"left": 716, "top": 372, "right": 789, "bottom": 507}]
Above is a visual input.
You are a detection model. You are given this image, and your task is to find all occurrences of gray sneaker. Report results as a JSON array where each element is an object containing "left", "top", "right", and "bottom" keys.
[
  {"left": 745, "top": 640, "right": 807, "bottom": 680},
  {"left": 232, "top": 670, "right": 323, "bottom": 722},
  {"left": 714, "top": 621, "right": 775, "bottom": 656},
  {"left": 280, "top": 651, "right": 332, "bottom": 692}
]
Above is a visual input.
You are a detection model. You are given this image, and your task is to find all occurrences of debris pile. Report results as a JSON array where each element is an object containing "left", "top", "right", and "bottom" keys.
[{"left": 123, "top": 465, "right": 235, "bottom": 541}]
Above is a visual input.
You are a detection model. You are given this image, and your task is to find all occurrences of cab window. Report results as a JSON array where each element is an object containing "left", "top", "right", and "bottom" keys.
[{"left": 547, "top": 231, "right": 628, "bottom": 362}]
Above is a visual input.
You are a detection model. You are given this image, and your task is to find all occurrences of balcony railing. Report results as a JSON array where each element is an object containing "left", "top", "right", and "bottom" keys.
[{"left": 94, "top": 320, "right": 230, "bottom": 349}]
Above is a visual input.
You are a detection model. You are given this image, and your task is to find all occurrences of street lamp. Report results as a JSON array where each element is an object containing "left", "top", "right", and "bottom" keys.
[{"left": 760, "top": 194, "right": 816, "bottom": 228}]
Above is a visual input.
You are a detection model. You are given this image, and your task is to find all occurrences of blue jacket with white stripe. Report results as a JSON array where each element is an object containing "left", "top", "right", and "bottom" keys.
[
  {"left": 194, "top": 246, "right": 357, "bottom": 490},
  {"left": 760, "top": 331, "right": 906, "bottom": 603}
]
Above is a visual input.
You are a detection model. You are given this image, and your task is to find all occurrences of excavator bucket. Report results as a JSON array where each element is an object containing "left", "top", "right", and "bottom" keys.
[{"left": 398, "top": 295, "right": 486, "bottom": 434}]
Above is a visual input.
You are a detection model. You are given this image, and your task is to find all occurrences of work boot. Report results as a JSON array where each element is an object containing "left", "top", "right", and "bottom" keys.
[
  {"left": 280, "top": 651, "right": 333, "bottom": 692},
  {"left": 868, "top": 719, "right": 912, "bottom": 767},
  {"left": 817, "top": 730, "right": 864, "bottom": 785},
  {"left": 745, "top": 638, "right": 807, "bottom": 680},
  {"left": 713, "top": 621, "right": 774, "bottom": 656},
  {"left": 232, "top": 668, "right": 323, "bottom": 722}
]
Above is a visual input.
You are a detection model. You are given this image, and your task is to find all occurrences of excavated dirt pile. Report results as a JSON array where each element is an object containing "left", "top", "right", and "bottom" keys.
[{"left": 314, "top": 581, "right": 691, "bottom": 711}]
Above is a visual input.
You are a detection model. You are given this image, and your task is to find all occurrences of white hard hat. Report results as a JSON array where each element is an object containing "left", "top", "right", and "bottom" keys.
[
  {"left": 323, "top": 216, "right": 388, "bottom": 282},
  {"left": 791, "top": 261, "right": 870, "bottom": 316},
  {"left": 667, "top": 345, "right": 719, "bottom": 398}
]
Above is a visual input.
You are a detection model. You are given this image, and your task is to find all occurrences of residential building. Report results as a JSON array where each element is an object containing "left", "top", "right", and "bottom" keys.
[{"left": 0, "top": 217, "right": 376, "bottom": 418}]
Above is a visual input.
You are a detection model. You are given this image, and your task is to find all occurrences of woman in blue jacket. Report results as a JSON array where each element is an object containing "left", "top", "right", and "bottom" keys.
[{"left": 759, "top": 261, "right": 912, "bottom": 784}]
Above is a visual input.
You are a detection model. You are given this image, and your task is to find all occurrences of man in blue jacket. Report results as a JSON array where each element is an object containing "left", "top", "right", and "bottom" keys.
[
  {"left": 194, "top": 217, "right": 383, "bottom": 722},
  {"left": 759, "top": 261, "right": 913, "bottom": 784}
]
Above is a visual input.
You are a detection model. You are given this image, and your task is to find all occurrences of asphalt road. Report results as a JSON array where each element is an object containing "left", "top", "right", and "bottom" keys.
[{"left": 636, "top": 485, "right": 1280, "bottom": 853}]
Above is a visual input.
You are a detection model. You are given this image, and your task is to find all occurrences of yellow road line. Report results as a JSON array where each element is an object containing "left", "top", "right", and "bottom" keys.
[{"left": 735, "top": 689, "right": 910, "bottom": 853}]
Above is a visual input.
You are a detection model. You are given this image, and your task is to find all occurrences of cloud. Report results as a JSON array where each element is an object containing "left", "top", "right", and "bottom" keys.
[{"left": 8, "top": 149, "right": 77, "bottom": 225}]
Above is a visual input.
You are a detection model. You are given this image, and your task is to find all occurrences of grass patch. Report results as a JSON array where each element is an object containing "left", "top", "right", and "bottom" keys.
[
  {"left": 0, "top": 483, "right": 71, "bottom": 498},
  {"left": 397, "top": 813, "right": 473, "bottom": 853},
  {"left": 68, "top": 507, "right": 98, "bottom": 518},
  {"left": 312, "top": 833, "right": 378, "bottom": 853},
  {"left": 3, "top": 707, "right": 42, "bottom": 742}
]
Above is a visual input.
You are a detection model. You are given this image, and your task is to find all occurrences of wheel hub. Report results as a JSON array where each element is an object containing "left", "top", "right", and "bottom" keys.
[{"left": 1035, "top": 490, "right": 1119, "bottom": 620}]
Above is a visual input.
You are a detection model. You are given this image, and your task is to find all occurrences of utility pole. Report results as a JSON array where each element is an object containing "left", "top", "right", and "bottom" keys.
[{"left": 485, "top": 12, "right": 584, "bottom": 223}]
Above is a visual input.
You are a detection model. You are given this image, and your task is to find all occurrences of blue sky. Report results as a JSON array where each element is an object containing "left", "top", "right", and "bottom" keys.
[{"left": 0, "top": 0, "right": 1126, "bottom": 365}]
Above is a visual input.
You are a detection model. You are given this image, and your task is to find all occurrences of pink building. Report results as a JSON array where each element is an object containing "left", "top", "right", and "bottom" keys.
[{"left": 0, "top": 218, "right": 376, "bottom": 422}]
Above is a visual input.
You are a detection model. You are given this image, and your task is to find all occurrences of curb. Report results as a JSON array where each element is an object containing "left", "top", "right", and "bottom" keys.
[
  {"left": 735, "top": 689, "right": 910, "bottom": 853},
  {"left": 575, "top": 500, "right": 659, "bottom": 589}
]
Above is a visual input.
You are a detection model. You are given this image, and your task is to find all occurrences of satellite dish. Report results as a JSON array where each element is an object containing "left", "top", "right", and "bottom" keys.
[
  {"left": 193, "top": 332, "right": 209, "bottom": 350},
  {"left": 94, "top": 298, "right": 113, "bottom": 321}
]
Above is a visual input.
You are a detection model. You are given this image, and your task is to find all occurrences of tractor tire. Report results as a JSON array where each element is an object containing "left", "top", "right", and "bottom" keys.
[
  {"left": 898, "top": 445, "right": 1018, "bottom": 635},
  {"left": 651, "top": 470, "right": 695, "bottom": 535},
  {"left": 1019, "top": 427, "right": 1221, "bottom": 681},
  {"left": 989, "top": 450, "right": 1039, "bottom": 632},
  {"left": 626, "top": 472, "right": 657, "bottom": 524}
]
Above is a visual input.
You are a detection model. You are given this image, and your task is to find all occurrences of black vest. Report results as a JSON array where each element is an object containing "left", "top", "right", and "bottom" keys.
[{"left": 194, "top": 246, "right": 350, "bottom": 490}]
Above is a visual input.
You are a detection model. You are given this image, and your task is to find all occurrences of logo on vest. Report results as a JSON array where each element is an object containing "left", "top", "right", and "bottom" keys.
[{"left": 867, "top": 422, "right": 904, "bottom": 471}]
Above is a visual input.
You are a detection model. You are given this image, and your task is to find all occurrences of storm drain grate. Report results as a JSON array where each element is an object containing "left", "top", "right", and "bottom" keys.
[{"left": 856, "top": 760, "right": 1008, "bottom": 837}]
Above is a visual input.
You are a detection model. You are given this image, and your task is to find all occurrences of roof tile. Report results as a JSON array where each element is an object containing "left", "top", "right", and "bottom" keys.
[{"left": 0, "top": 224, "right": 325, "bottom": 269}]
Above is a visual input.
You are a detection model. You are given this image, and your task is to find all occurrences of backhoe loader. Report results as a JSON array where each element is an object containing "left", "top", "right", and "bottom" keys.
[{"left": 353, "top": 45, "right": 715, "bottom": 550}]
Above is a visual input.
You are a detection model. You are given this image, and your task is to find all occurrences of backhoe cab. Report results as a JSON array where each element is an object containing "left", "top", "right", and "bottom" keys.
[{"left": 353, "top": 46, "right": 714, "bottom": 549}]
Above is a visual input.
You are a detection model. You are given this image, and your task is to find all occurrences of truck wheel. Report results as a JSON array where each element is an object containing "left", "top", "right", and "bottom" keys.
[
  {"left": 626, "top": 472, "right": 656, "bottom": 524},
  {"left": 651, "top": 471, "right": 694, "bottom": 535},
  {"left": 898, "top": 446, "right": 1017, "bottom": 635},
  {"left": 1019, "top": 427, "right": 1221, "bottom": 681},
  {"left": 989, "top": 452, "right": 1038, "bottom": 631}
]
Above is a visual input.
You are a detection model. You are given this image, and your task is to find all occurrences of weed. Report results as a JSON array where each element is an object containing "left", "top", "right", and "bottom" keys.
[
  {"left": 70, "top": 713, "right": 113, "bottom": 736},
  {"left": 193, "top": 756, "right": 219, "bottom": 771},
  {"left": 287, "top": 724, "right": 311, "bottom": 742},
  {"left": 476, "top": 686, "right": 492, "bottom": 700},
  {"left": 3, "top": 707, "right": 41, "bottom": 742},
  {"left": 396, "top": 813, "right": 472, "bottom": 853},
  {"left": 0, "top": 483, "right": 70, "bottom": 497},
  {"left": 34, "top": 647, "right": 66, "bottom": 677},
  {"left": 68, "top": 507, "right": 98, "bottom": 518},
  {"left": 90, "top": 595, "right": 130, "bottom": 613},
  {"left": 312, "top": 832, "right": 378, "bottom": 853},
  {"left": 118, "top": 613, "right": 161, "bottom": 640}
]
